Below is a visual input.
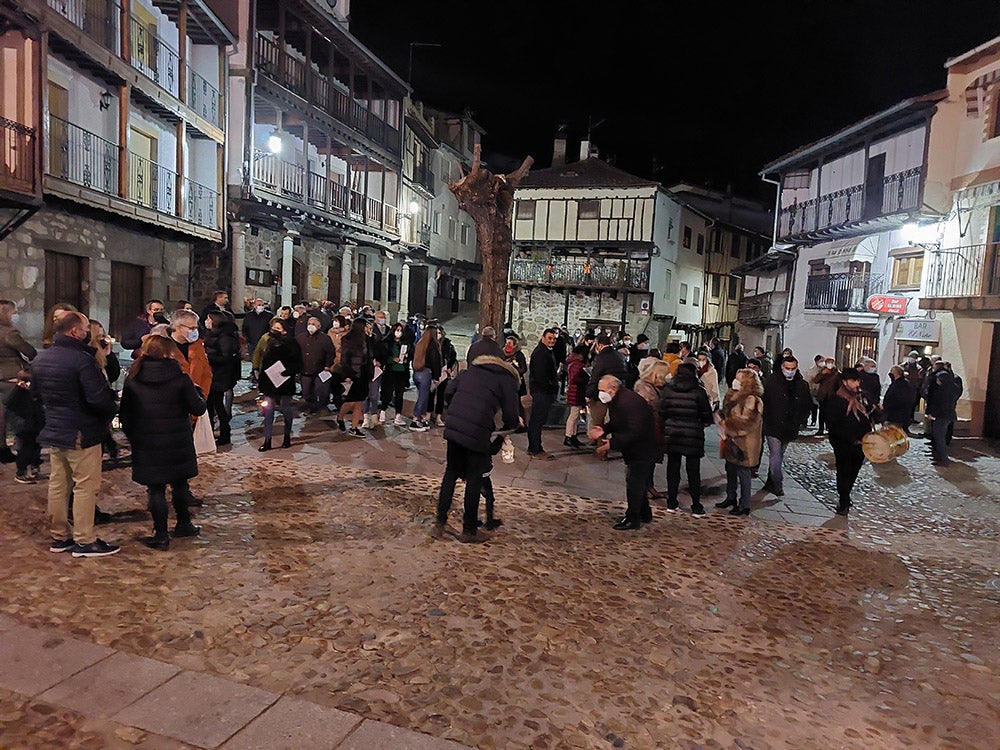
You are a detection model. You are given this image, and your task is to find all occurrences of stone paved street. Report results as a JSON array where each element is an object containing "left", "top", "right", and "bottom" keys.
[{"left": 1, "top": 399, "right": 998, "bottom": 749}]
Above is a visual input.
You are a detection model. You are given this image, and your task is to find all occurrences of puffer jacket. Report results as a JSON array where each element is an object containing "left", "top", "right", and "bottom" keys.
[
  {"left": 565, "top": 355, "right": 588, "bottom": 407},
  {"left": 443, "top": 355, "right": 520, "bottom": 453},
  {"left": 658, "top": 368, "right": 714, "bottom": 457},
  {"left": 29, "top": 334, "right": 117, "bottom": 449},
  {"left": 204, "top": 318, "right": 242, "bottom": 393},
  {"left": 119, "top": 358, "right": 206, "bottom": 486}
]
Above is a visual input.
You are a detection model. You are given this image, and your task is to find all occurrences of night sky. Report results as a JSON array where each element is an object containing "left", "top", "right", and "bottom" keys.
[{"left": 351, "top": 1, "right": 1000, "bottom": 202}]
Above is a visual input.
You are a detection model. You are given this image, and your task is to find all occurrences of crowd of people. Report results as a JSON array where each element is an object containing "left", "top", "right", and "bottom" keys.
[{"left": 0, "top": 292, "right": 967, "bottom": 552}]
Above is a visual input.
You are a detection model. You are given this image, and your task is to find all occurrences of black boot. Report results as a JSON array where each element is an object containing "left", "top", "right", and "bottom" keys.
[
  {"left": 259, "top": 438, "right": 272, "bottom": 452},
  {"left": 281, "top": 426, "right": 292, "bottom": 449},
  {"left": 715, "top": 498, "right": 736, "bottom": 509}
]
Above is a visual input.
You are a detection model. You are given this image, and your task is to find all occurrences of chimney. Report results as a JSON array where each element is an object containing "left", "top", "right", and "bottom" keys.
[
  {"left": 552, "top": 128, "right": 567, "bottom": 167},
  {"left": 579, "top": 139, "right": 590, "bottom": 162}
]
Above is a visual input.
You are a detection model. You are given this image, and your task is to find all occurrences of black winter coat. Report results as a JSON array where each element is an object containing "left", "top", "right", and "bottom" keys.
[
  {"left": 443, "top": 355, "right": 520, "bottom": 453},
  {"left": 859, "top": 370, "right": 882, "bottom": 405},
  {"left": 528, "top": 342, "right": 558, "bottom": 395},
  {"left": 242, "top": 309, "right": 274, "bottom": 350},
  {"left": 204, "top": 319, "right": 242, "bottom": 393},
  {"left": 466, "top": 337, "right": 504, "bottom": 364},
  {"left": 882, "top": 377, "right": 916, "bottom": 426},
  {"left": 120, "top": 358, "right": 206, "bottom": 486},
  {"left": 725, "top": 349, "right": 749, "bottom": 385},
  {"left": 925, "top": 369, "right": 960, "bottom": 421},
  {"left": 825, "top": 392, "right": 873, "bottom": 446},
  {"left": 659, "top": 370, "right": 714, "bottom": 457},
  {"left": 259, "top": 335, "right": 302, "bottom": 397},
  {"left": 762, "top": 370, "right": 812, "bottom": 442},
  {"left": 605, "top": 387, "right": 661, "bottom": 464},
  {"left": 296, "top": 330, "right": 336, "bottom": 375},
  {"left": 30, "top": 335, "right": 118, "bottom": 449},
  {"left": 586, "top": 347, "right": 628, "bottom": 400}
]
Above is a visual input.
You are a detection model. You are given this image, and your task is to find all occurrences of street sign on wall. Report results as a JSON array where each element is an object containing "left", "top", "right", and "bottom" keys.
[{"left": 867, "top": 295, "right": 909, "bottom": 315}]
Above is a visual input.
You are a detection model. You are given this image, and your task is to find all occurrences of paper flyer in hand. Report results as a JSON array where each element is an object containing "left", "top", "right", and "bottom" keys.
[{"left": 264, "top": 360, "right": 288, "bottom": 387}]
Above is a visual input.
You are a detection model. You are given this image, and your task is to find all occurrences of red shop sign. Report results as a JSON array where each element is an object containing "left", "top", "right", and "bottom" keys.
[{"left": 867, "top": 295, "right": 909, "bottom": 315}]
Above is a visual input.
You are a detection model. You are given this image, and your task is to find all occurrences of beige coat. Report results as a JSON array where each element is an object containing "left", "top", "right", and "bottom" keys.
[{"left": 719, "top": 391, "right": 763, "bottom": 467}]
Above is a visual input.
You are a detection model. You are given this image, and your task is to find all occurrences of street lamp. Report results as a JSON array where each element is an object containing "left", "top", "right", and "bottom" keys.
[
  {"left": 267, "top": 129, "right": 283, "bottom": 154},
  {"left": 408, "top": 200, "right": 420, "bottom": 215}
]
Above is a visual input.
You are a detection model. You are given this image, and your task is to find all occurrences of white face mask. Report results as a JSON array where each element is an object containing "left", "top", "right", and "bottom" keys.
[
  {"left": 394, "top": 331, "right": 402, "bottom": 339},
  {"left": 782, "top": 368, "right": 797, "bottom": 379},
  {"left": 292, "top": 311, "right": 300, "bottom": 319},
  {"left": 186, "top": 329, "right": 199, "bottom": 343},
  {"left": 598, "top": 390, "right": 613, "bottom": 404},
  {"left": 254, "top": 305, "right": 264, "bottom": 314},
  {"left": 9, "top": 313, "right": 19, "bottom": 325},
  {"left": 332, "top": 322, "right": 341, "bottom": 329},
  {"left": 307, "top": 324, "right": 318, "bottom": 334},
  {"left": 865, "top": 367, "right": 876, "bottom": 374}
]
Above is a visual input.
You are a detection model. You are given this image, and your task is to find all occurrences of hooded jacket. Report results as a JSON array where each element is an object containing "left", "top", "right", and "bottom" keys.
[
  {"left": 586, "top": 346, "right": 627, "bottom": 400},
  {"left": 204, "top": 317, "right": 242, "bottom": 393},
  {"left": 120, "top": 358, "right": 207, "bottom": 486},
  {"left": 443, "top": 355, "right": 520, "bottom": 453},
  {"left": 659, "top": 365, "right": 715, "bottom": 457}
]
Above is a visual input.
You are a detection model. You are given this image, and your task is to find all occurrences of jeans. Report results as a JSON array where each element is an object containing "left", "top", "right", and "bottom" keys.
[
  {"left": 436, "top": 441, "right": 492, "bottom": 534},
  {"left": 831, "top": 438, "right": 865, "bottom": 508},
  {"left": 47, "top": 444, "right": 102, "bottom": 545},
  {"left": 625, "top": 460, "right": 654, "bottom": 522},
  {"left": 666, "top": 452, "right": 702, "bottom": 508},
  {"left": 726, "top": 461, "right": 752, "bottom": 509},
  {"left": 527, "top": 389, "right": 555, "bottom": 454},
  {"left": 412, "top": 368, "right": 433, "bottom": 420},
  {"left": 262, "top": 395, "right": 294, "bottom": 441},
  {"left": 147, "top": 481, "right": 195, "bottom": 538},
  {"left": 930, "top": 417, "right": 953, "bottom": 462},
  {"left": 765, "top": 435, "right": 788, "bottom": 490}
]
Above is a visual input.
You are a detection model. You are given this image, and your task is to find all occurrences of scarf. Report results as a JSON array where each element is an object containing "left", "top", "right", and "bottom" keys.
[{"left": 835, "top": 383, "right": 867, "bottom": 421}]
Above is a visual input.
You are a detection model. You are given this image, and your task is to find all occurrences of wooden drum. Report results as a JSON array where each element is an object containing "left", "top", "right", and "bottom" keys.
[{"left": 862, "top": 425, "right": 910, "bottom": 464}]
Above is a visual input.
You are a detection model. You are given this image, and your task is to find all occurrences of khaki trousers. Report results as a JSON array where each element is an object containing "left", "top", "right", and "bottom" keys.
[
  {"left": 47, "top": 444, "right": 102, "bottom": 545},
  {"left": 587, "top": 398, "right": 608, "bottom": 431}
]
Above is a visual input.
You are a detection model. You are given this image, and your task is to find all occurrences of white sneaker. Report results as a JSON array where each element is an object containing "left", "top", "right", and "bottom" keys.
[
  {"left": 362, "top": 415, "right": 372, "bottom": 429},
  {"left": 379, "top": 410, "right": 387, "bottom": 424},
  {"left": 436, "top": 415, "right": 446, "bottom": 427},
  {"left": 393, "top": 414, "right": 407, "bottom": 426}
]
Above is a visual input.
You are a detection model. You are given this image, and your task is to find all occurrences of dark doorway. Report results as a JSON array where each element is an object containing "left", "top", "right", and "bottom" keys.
[
  {"left": 863, "top": 153, "right": 886, "bottom": 220},
  {"left": 451, "top": 278, "right": 460, "bottom": 313},
  {"left": 110, "top": 261, "right": 145, "bottom": 340},
  {"left": 327, "top": 256, "right": 342, "bottom": 303},
  {"left": 408, "top": 264, "right": 428, "bottom": 315},
  {"left": 984, "top": 323, "right": 1000, "bottom": 439},
  {"left": 835, "top": 327, "right": 878, "bottom": 369},
  {"left": 291, "top": 258, "right": 304, "bottom": 302},
  {"left": 45, "top": 250, "right": 87, "bottom": 315},
  {"left": 357, "top": 252, "right": 367, "bottom": 306}
]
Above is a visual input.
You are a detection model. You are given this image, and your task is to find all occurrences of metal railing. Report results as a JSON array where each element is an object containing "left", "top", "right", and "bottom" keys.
[
  {"left": 1, "top": 118, "right": 37, "bottom": 194},
  {"left": 254, "top": 31, "right": 401, "bottom": 153},
  {"left": 251, "top": 150, "right": 397, "bottom": 233},
  {"left": 183, "top": 177, "right": 218, "bottom": 229},
  {"left": 779, "top": 167, "right": 925, "bottom": 238},
  {"left": 188, "top": 68, "right": 221, "bottom": 127},
  {"left": 47, "top": 115, "right": 120, "bottom": 196},
  {"left": 510, "top": 258, "right": 650, "bottom": 291},
  {"left": 129, "top": 15, "right": 179, "bottom": 96},
  {"left": 804, "top": 272, "right": 884, "bottom": 312},
  {"left": 923, "top": 243, "right": 1000, "bottom": 297},
  {"left": 47, "top": 0, "right": 121, "bottom": 54},
  {"left": 128, "top": 151, "right": 175, "bottom": 212}
]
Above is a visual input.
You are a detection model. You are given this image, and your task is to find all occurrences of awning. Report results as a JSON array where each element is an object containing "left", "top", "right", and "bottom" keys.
[{"left": 814, "top": 235, "right": 879, "bottom": 263}]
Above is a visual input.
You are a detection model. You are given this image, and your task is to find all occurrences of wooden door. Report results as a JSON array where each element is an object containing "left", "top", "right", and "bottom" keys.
[
  {"left": 129, "top": 127, "right": 157, "bottom": 208},
  {"left": 984, "top": 324, "right": 1000, "bottom": 439},
  {"left": 451, "top": 278, "right": 460, "bottom": 313},
  {"left": 47, "top": 82, "right": 68, "bottom": 178},
  {"left": 45, "top": 251, "right": 87, "bottom": 314},
  {"left": 327, "top": 256, "right": 342, "bottom": 303},
  {"left": 110, "top": 261, "right": 145, "bottom": 340},
  {"left": 863, "top": 153, "right": 886, "bottom": 220},
  {"left": 408, "top": 264, "right": 428, "bottom": 315},
  {"left": 356, "top": 252, "right": 367, "bottom": 306}
]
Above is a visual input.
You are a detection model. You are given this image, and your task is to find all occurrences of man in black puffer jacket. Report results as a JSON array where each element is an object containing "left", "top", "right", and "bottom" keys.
[
  {"left": 30, "top": 311, "right": 120, "bottom": 557},
  {"left": 435, "top": 354, "right": 520, "bottom": 543}
]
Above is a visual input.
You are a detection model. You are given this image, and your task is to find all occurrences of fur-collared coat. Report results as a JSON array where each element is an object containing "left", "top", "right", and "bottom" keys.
[{"left": 718, "top": 383, "right": 764, "bottom": 468}]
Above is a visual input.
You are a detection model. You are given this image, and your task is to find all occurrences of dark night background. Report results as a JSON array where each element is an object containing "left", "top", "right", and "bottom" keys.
[{"left": 351, "top": 0, "right": 1000, "bottom": 202}]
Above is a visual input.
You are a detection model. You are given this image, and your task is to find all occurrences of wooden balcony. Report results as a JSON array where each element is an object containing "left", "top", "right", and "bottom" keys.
[
  {"left": 738, "top": 290, "right": 789, "bottom": 326},
  {"left": 920, "top": 243, "right": 1000, "bottom": 311},
  {"left": 509, "top": 258, "right": 650, "bottom": 293}
]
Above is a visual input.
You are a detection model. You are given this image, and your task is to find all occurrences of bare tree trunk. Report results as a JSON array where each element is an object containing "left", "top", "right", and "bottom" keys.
[{"left": 450, "top": 143, "right": 533, "bottom": 332}]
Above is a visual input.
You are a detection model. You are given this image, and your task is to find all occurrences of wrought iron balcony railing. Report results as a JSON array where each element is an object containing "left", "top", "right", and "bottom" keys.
[
  {"left": 188, "top": 68, "right": 222, "bottom": 128},
  {"left": 779, "top": 167, "right": 924, "bottom": 239},
  {"left": 252, "top": 150, "right": 398, "bottom": 235},
  {"left": 1, "top": 118, "right": 37, "bottom": 195},
  {"left": 804, "top": 272, "right": 884, "bottom": 312},
  {"left": 47, "top": 0, "right": 121, "bottom": 54},
  {"left": 130, "top": 15, "right": 179, "bottom": 97},
  {"left": 46, "top": 116, "right": 219, "bottom": 231},
  {"left": 923, "top": 243, "right": 1000, "bottom": 298},
  {"left": 254, "top": 32, "right": 402, "bottom": 154},
  {"left": 509, "top": 258, "right": 650, "bottom": 292}
]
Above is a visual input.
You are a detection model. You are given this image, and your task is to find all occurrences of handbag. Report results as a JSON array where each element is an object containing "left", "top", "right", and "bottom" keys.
[
  {"left": 193, "top": 411, "right": 217, "bottom": 455},
  {"left": 720, "top": 435, "right": 745, "bottom": 463}
]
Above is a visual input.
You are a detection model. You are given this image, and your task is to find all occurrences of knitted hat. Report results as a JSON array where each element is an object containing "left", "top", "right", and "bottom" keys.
[{"left": 636, "top": 334, "right": 649, "bottom": 344}]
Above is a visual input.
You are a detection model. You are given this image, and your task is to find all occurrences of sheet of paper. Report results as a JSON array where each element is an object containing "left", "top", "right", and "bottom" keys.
[
  {"left": 318, "top": 370, "right": 332, "bottom": 382},
  {"left": 399, "top": 345, "right": 408, "bottom": 360},
  {"left": 264, "top": 360, "right": 288, "bottom": 388},
  {"left": 372, "top": 364, "right": 383, "bottom": 380}
]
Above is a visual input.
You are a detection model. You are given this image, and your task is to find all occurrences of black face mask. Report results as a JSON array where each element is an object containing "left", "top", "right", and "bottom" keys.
[{"left": 153, "top": 313, "right": 169, "bottom": 324}]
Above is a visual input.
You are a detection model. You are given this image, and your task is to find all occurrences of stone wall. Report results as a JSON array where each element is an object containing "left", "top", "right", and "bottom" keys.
[
  {"left": 0, "top": 202, "right": 191, "bottom": 343},
  {"left": 239, "top": 227, "right": 343, "bottom": 310}
]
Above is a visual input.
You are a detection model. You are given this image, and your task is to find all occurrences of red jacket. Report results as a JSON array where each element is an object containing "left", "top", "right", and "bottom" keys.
[{"left": 565, "top": 355, "right": 589, "bottom": 407}]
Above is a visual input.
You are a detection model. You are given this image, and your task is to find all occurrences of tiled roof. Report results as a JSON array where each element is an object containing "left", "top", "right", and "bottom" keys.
[{"left": 517, "top": 158, "right": 660, "bottom": 189}]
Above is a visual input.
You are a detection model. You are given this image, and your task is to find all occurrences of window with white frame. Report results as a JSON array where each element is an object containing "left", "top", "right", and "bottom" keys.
[
  {"left": 432, "top": 210, "right": 441, "bottom": 234},
  {"left": 679, "top": 282, "right": 688, "bottom": 305},
  {"left": 890, "top": 252, "right": 924, "bottom": 290},
  {"left": 693, "top": 286, "right": 701, "bottom": 306},
  {"left": 516, "top": 200, "right": 536, "bottom": 219},
  {"left": 461, "top": 224, "right": 470, "bottom": 245},
  {"left": 448, "top": 217, "right": 457, "bottom": 240},
  {"left": 711, "top": 274, "right": 721, "bottom": 299},
  {"left": 579, "top": 199, "right": 600, "bottom": 219}
]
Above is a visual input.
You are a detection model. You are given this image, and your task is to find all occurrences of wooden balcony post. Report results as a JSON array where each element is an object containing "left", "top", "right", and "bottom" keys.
[
  {"left": 175, "top": 120, "right": 184, "bottom": 218},
  {"left": 177, "top": 0, "right": 187, "bottom": 103},
  {"left": 276, "top": 3, "right": 286, "bottom": 87},
  {"left": 324, "top": 134, "right": 333, "bottom": 211},
  {"left": 117, "top": 83, "right": 129, "bottom": 198},
  {"left": 120, "top": 0, "right": 132, "bottom": 64}
]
